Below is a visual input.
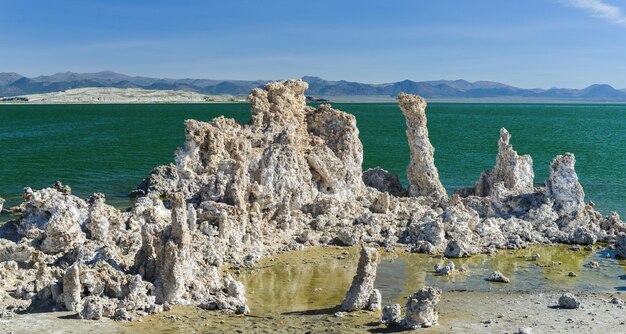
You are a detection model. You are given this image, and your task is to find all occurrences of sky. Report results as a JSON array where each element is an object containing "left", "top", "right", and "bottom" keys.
[{"left": 1, "top": 0, "right": 626, "bottom": 88}]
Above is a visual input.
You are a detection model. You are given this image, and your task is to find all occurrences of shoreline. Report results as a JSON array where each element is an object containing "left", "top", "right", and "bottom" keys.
[
  {"left": 0, "top": 79, "right": 624, "bottom": 330},
  {"left": 4, "top": 99, "right": 626, "bottom": 105}
]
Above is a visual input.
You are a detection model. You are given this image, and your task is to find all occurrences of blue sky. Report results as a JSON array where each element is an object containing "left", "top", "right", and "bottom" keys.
[{"left": 1, "top": 0, "right": 626, "bottom": 88}]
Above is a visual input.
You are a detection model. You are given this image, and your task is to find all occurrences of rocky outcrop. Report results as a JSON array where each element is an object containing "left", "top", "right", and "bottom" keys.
[
  {"left": 340, "top": 247, "right": 381, "bottom": 311},
  {"left": 176, "top": 80, "right": 365, "bottom": 210},
  {"left": 134, "top": 164, "right": 178, "bottom": 197},
  {"left": 0, "top": 197, "right": 5, "bottom": 212},
  {"left": 62, "top": 263, "right": 81, "bottom": 312},
  {"left": 615, "top": 235, "right": 626, "bottom": 259},
  {"left": 545, "top": 153, "right": 585, "bottom": 216},
  {"left": 403, "top": 286, "right": 441, "bottom": 329},
  {"left": 154, "top": 192, "right": 193, "bottom": 305},
  {"left": 362, "top": 168, "right": 407, "bottom": 197},
  {"left": 397, "top": 93, "right": 447, "bottom": 202},
  {"left": 0, "top": 79, "right": 622, "bottom": 322},
  {"left": 474, "top": 128, "right": 534, "bottom": 196}
]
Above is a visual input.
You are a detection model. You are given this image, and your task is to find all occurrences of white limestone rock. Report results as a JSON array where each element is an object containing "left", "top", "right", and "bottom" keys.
[
  {"left": 176, "top": 80, "right": 365, "bottom": 212},
  {"left": 154, "top": 192, "right": 193, "bottom": 304},
  {"left": 362, "top": 167, "right": 407, "bottom": 197},
  {"left": 545, "top": 153, "right": 585, "bottom": 216},
  {"left": 487, "top": 271, "right": 510, "bottom": 283},
  {"left": 340, "top": 247, "right": 380, "bottom": 311},
  {"left": 381, "top": 304, "right": 402, "bottom": 326},
  {"left": 403, "top": 286, "right": 441, "bottom": 329},
  {"left": 475, "top": 128, "right": 534, "bottom": 196},
  {"left": 397, "top": 93, "right": 447, "bottom": 202},
  {"left": 62, "top": 263, "right": 81, "bottom": 312}
]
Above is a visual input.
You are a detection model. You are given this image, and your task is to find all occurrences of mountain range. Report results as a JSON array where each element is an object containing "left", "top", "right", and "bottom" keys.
[{"left": 2, "top": 71, "right": 626, "bottom": 101}]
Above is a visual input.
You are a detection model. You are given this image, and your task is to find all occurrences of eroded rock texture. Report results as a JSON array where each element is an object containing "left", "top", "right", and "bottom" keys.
[
  {"left": 403, "top": 286, "right": 441, "bottom": 328},
  {"left": 176, "top": 80, "right": 364, "bottom": 211},
  {"left": 381, "top": 303, "right": 402, "bottom": 326},
  {"left": 134, "top": 164, "right": 178, "bottom": 197},
  {"left": 362, "top": 167, "right": 407, "bottom": 197},
  {"left": 0, "top": 79, "right": 622, "bottom": 321},
  {"left": 615, "top": 235, "right": 626, "bottom": 259},
  {"left": 474, "top": 128, "right": 534, "bottom": 196},
  {"left": 340, "top": 247, "right": 380, "bottom": 311},
  {"left": 546, "top": 153, "right": 585, "bottom": 216},
  {"left": 397, "top": 93, "right": 447, "bottom": 202},
  {"left": 154, "top": 192, "right": 193, "bottom": 304}
]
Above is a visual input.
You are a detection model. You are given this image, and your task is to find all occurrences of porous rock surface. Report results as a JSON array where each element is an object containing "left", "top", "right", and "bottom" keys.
[
  {"left": 397, "top": 93, "right": 447, "bottom": 202},
  {"left": 362, "top": 167, "right": 407, "bottom": 197},
  {"left": 474, "top": 128, "right": 534, "bottom": 196},
  {"left": 340, "top": 247, "right": 380, "bottom": 311},
  {"left": 546, "top": 153, "right": 585, "bottom": 216},
  {"left": 558, "top": 293, "right": 581, "bottom": 309},
  {"left": 381, "top": 303, "right": 402, "bottom": 326},
  {"left": 0, "top": 79, "right": 623, "bottom": 320},
  {"left": 403, "top": 286, "right": 441, "bottom": 328},
  {"left": 133, "top": 164, "right": 178, "bottom": 197},
  {"left": 486, "top": 271, "right": 510, "bottom": 283}
]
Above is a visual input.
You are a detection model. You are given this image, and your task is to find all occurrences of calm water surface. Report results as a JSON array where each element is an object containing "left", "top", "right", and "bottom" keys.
[
  {"left": 239, "top": 245, "right": 626, "bottom": 315},
  {"left": 0, "top": 103, "right": 623, "bottom": 217}
]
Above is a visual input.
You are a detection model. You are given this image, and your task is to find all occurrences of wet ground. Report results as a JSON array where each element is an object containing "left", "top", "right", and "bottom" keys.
[
  {"left": 3, "top": 245, "right": 626, "bottom": 333},
  {"left": 122, "top": 245, "right": 626, "bottom": 333}
]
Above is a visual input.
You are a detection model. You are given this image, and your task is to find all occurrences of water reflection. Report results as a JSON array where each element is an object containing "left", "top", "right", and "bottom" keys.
[{"left": 238, "top": 245, "right": 626, "bottom": 316}]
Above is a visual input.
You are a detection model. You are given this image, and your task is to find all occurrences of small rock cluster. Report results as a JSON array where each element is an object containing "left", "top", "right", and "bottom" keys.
[{"left": 381, "top": 286, "right": 442, "bottom": 329}]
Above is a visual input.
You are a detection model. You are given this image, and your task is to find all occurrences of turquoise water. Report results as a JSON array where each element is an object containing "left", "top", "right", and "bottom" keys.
[{"left": 0, "top": 103, "right": 623, "bottom": 218}]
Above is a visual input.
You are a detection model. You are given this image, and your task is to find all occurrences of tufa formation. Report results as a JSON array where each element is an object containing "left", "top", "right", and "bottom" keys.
[{"left": 0, "top": 79, "right": 623, "bottom": 320}]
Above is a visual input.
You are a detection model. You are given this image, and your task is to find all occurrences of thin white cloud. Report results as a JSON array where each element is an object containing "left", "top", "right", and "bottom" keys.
[{"left": 562, "top": 0, "right": 626, "bottom": 26}]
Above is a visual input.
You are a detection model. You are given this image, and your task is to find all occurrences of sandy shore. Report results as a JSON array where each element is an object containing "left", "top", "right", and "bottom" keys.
[
  {"left": 5, "top": 291, "right": 622, "bottom": 333},
  {"left": 0, "top": 87, "right": 246, "bottom": 104}
]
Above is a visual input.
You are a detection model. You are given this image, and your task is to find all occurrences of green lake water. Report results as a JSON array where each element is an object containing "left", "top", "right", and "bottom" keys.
[{"left": 0, "top": 103, "right": 624, "bottom": 218}]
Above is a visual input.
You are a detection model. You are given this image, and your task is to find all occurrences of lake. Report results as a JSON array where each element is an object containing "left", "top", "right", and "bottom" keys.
[{"left": 0, "top": 102, "right": 623, "bottom": 218}]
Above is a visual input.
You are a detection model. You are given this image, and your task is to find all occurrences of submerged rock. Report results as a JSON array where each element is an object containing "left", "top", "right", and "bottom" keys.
[
  {"left": 474, "top": 128, "right": 534, "bottom": 196},
  {"left": 397, "top": 93, "right": 447, "bottom": 202},
  {"left": 403, "top": 286, "right": 441, "bottom": 329},
  {"left": 434, "top": 261, "right": 456, "bottom": 275},
  {"left": 486, "top": 271, "right": 510, "bottom": 283},
  {"left": 340, "top": 247, "right": 380, "bottom": 312}
]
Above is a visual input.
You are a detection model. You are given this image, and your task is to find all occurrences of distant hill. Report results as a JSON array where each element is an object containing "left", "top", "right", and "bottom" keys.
[{"left": 1, "top": 71, "right": 626, "bottom": 101}]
